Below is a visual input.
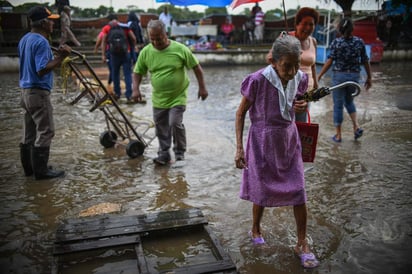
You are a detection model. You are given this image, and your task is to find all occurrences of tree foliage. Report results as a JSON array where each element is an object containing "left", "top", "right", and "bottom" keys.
[
  {"left": 10, "top": 0, "right": 407, "bottom": 20},
  {"left": 11, "top": 2, "right": 50, "bottom": 13},
  {"left": 74, "top": 6, "right": 114, "bottom": 18},
  {"left": 204, "top": 7, "right": 227, "bottom": 16}
]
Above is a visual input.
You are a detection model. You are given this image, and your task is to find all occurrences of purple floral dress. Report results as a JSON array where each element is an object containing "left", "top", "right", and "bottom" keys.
[{"left": 240, "top": 66, "right": 308, "bottom": 207}]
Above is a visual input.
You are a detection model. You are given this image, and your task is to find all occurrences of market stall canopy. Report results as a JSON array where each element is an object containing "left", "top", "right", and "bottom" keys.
[{"left": 156, "top": 0, "right": 232, "bottom": 7}]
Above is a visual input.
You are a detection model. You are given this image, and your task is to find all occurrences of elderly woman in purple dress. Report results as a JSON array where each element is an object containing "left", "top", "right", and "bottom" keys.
[{"left": 235, "top": 33, "right": 319, "bottom": 269}]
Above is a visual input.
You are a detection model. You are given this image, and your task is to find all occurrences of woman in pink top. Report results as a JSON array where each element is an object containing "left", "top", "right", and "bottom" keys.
[
  {"left": 220, "top": 18, "right": 235, "bottom": 44},
  {"left": 290, "top": 7, "right": 319, "bottom": 122}
]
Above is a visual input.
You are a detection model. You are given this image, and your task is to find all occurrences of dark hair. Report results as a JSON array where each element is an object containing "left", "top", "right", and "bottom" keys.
[
  {"left": 338, "top": 18, "right": 353, "bottom": 38},
  {"left": 128, "top": 11, "right": 139, "bottom": 23},
  {"left": 107, "top": 13, "right": 117, "bottom": 21},
  {"left": 295, "top": 7, "right": 319, "bottom": 26}
]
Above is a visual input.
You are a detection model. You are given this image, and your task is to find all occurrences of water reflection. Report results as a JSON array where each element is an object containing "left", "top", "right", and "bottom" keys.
[
  {"left": 150, "top": 169, "right": 190, "bottom": 210},
  {"left": 0, "top": 62, "right": 411, "bottom": 273}
]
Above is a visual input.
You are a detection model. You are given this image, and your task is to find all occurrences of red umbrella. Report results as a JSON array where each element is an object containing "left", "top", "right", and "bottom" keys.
[{"left": 230, "top": 0, "right": 264, "bottom": 9}]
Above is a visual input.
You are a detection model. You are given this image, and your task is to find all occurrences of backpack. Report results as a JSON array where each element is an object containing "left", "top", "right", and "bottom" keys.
[{"left": 107, "top": 23, "right": 128, "bottom": 55}]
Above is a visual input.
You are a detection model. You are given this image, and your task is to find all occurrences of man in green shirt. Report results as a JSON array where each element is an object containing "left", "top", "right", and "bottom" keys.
[{"left": 132, "top": 20, "right": 208, "bottom": 165}]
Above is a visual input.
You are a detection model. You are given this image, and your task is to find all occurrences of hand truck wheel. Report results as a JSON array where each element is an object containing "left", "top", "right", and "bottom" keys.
[
  {"left": 100, "top": 130, "right": 117, "bottom": 148},
  {"left": 126, "top": 140, "right": 145, "bottom": 158}
]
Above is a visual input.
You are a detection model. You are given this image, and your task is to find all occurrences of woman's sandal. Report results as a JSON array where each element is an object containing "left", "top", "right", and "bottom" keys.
[
  {"left": 294, "top": 241, "right": 319, "bottom": 269},
  {"left": 248, "top": 231, "right": 265, "bottom": 245}
]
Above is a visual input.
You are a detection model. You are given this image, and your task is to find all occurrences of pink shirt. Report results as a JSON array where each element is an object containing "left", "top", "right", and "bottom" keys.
[
  {"left": 289, "top": 31, "right": 316, "bottom": 89},
  {"left": 299, "top": 37, "right": 316, "bottom": 89},
  {"left": 220, "top": 23, "right": 234, "bottom": 35}
]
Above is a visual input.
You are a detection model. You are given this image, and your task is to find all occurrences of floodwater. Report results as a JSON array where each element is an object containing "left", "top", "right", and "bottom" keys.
[{"left": 0, "top": 61, "right": 411, "bottom": 274}]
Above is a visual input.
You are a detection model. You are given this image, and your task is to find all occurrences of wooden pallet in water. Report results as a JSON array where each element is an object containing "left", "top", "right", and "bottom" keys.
[{"left": 52, "top": 208, "right": 237, "bottom": 274}]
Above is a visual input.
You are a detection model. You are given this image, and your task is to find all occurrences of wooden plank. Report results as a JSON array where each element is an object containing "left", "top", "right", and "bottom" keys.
[
  {"left": 56, "top": 217, "right": 207, "bottom": 243},
  {"left": 57, "top": 259, "right": 141, "bottom": 274},
  {"left": 56, "top": 209, "right": 207, "bottom": 243},
  {"left": 162, "top": 260, "right": 237, "bottom": 274},
  {"left": 54, "top": 235, "right": 141, "bottom": 255},
  {"left": 135, "top": 243, "right": 150, "bottom": 274},
  {"left": 56, "top": 208, "right": 203, "bottom": 236},
  {"left": 82, "top": 264, "right": 140, "bottom": 274},
  {"left": 59, "top": 208, "right": 204, "bottom": 228},
  {"left": 203, "top": 225, "right": 233, "bottom": 262}
]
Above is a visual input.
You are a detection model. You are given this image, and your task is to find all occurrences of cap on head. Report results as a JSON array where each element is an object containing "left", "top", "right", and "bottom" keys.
[{"left": 28, "top": 6, "right": 59, "bottom": 22}]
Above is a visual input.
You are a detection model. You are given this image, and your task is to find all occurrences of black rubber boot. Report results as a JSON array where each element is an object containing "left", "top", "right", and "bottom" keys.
[
  {"left": 20, "top": 143, "right": 33, "bottom": 176},
  {"left": 32, "top": 146, "right": 65, "bottom": 180}
]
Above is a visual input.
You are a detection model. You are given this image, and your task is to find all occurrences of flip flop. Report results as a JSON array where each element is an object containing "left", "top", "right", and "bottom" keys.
[
  {"left": 297, "top": 252, "right": 319, "bottom": 269},
  {"left": 248, "top": 231, "right": 265, "bottom": 245},
  {"left": 332, "top": 135, "right": 342, "bottom": 143},
  {"left": 354, "top": 128, "right": 364, "bottom": 140}
]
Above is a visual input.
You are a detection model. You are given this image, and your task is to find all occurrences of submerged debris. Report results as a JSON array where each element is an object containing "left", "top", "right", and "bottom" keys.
[{"left": 79, "top": 202, "right": 121, "bottom": 217}]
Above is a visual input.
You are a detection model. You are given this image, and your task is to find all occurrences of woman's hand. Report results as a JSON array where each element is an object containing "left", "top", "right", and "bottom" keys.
[
  {"left": 293, "top": 99, "right": 308, "bottom": 113},
  {"left": 235, "top": 147, "right": 247, "bottom": 169}
]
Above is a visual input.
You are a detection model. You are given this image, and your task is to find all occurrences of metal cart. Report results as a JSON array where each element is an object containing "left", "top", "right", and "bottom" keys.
[{"left": 54, "top": 47, "right": 155, "bottom": 158}]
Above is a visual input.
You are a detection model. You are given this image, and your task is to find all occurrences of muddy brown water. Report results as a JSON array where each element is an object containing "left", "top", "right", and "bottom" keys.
[{"left": 0, "top": 62, "right": 411, "bottom": 273}]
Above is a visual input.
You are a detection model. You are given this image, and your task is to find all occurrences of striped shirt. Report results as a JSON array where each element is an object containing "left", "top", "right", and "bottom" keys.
[{"left": 254, "top": 11, "right": 265, "bottom": 26}]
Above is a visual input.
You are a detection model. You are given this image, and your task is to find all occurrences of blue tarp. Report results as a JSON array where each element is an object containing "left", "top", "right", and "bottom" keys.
[
  {"left": 382, "top": 1, "right": 412, "bottom": 15},
  {"left": 156, "top": 0, "right": 232, "bottom": 7}
]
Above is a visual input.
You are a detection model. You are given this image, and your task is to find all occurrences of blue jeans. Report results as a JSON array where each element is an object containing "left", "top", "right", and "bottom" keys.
[
  {"left": 130, "top": 46, "right": 138, "bottom": 65},
  {"left": 110, "top": 52, "right": 132, "bottom": 99},
  {"left": 331, "top": 72, "right": 360, "bottom": 127}
]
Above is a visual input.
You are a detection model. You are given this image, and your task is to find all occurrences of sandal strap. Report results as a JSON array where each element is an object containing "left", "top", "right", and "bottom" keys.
[{"left": 300, "top": 252, "right": 319, "bottom": 268}]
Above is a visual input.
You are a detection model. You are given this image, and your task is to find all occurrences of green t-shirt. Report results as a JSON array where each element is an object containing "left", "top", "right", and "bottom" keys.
[{"left": 134, "top": 40, "right": 199, "bottom": 108}]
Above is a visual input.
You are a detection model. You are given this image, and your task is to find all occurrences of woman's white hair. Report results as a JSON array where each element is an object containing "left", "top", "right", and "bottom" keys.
[{"left": 271, "top": 32, "right": 301, "bottom": 62}]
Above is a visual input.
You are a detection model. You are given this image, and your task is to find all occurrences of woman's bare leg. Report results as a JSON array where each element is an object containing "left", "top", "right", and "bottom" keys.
[{"left": 252, "top": 203, "right": 264, "bottom": 237}]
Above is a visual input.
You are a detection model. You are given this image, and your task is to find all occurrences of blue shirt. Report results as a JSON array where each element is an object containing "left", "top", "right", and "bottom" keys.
[
  {"left": 18, "top": 32, "right": 54, "bottom": 91},
  {"left": 328, "top": 36, "right": 369, "bottom": 73}
]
